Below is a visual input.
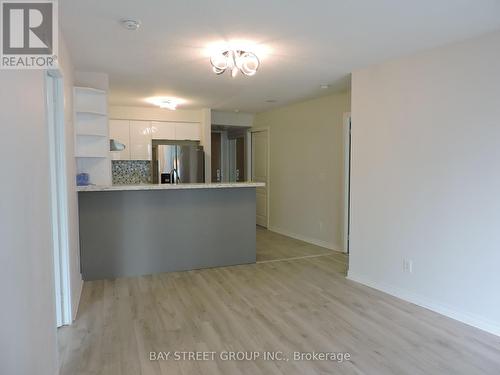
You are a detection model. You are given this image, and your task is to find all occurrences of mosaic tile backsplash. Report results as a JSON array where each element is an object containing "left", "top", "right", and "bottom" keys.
[{"left": 112, "top": 161, "right": 152, "bottom": 185}]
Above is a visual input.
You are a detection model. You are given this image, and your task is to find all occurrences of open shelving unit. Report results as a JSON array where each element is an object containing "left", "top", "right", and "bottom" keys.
[{"left": 74, "top": 86, "right": 111, "bottom": 185}]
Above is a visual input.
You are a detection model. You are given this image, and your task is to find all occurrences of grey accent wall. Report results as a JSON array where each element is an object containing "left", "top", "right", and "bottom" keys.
[{"left": 78, "top": 188, "right": 257, "bottom": 280}]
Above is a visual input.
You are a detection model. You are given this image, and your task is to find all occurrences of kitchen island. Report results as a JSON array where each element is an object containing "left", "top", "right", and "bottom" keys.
[{"left": 77, "top": 183, "right": 264, "bottom": 281}]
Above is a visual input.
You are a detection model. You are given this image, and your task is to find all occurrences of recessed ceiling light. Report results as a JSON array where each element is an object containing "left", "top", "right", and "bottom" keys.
[
  {"left": 120, "top": 18, "right": 141, "bottom": 31},
  {"left": 265, "top": 99, "right": 277, "bottom": 103},
  {"left": 145, "top": 97, "right": 186, "bottom": 110},
  {"left": 320, "top": 84, "right": 330, "bottom": 89}
]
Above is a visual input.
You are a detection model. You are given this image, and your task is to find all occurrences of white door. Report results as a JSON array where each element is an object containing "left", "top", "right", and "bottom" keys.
[
  {"left": 251, "top": 130, "right": 268, "bottom": 227},
  {"left": 129, "top": 121, "right": 152, "bottom": 160}
]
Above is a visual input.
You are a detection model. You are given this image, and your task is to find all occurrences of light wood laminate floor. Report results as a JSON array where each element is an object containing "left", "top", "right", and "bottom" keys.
[
  {"left": 58, "top": 229, "right": 500, "bottom": 375},
  {"left": 256, "top": 226, "right": 341, "bottom": 262}
]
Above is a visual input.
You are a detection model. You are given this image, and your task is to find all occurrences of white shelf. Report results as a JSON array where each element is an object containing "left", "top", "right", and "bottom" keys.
[
  {"left": 74, "top": 87, "right": 107, "bottom": 115},
  {"left": 75, "top": 155, "right": 108, "bottom": 159},
  {"left": 76, "top": 134, "right": 108, "bottom": 156},
  {"left": 76, "top": 157, "right": 111, "bottom": 186},
  {"left": 76, "top": 113, "right": 108, "bottom": 136},
  {"left": 76, "top": 110, "right": 107, "bottom": 116},
  {"left": 76, "top": 133, "right": 107, "bottom": 137},
  {"left": 75, "top": 86, "right": 106, "bottom": 95},
  {"left": 74, "top": 84, "right": 111, "bottom": 186}
]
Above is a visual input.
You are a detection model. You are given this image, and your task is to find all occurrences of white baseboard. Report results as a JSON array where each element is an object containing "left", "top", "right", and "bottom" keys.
[
  {"left": 347, "top": 272, "right": 500, "bottom": 337},
  {"left": 268, "top": 226, "right": 343, "bottom": 252}
]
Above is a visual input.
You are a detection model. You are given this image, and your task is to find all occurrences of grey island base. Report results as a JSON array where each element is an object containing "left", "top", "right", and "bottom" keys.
[{"left": 77, "top": 183, "right": 264, "bottom": 281}]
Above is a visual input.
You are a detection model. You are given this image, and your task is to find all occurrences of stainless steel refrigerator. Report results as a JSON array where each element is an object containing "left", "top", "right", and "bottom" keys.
[{"left": 152, "top": 141, "right": 205, "bottom": 184}]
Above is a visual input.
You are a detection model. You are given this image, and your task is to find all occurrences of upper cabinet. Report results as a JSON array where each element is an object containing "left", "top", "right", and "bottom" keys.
[
  {"left": 151, "top": 121, "right": 200, "bottom": 141},
  {"left": 109, "top": 120, "right": 201, "bottom": 160},
  {"left": 175, "top": 122, "right": 201, "bottom": 141},
  {"left": 129, "top": 121, "right": 152, "bottom": 160},
  {"left": 151, "top": 121, "right": 175, "bottom": 140},
  {"left": 109, "top": 120, "right": 131, "bottom": 160}
]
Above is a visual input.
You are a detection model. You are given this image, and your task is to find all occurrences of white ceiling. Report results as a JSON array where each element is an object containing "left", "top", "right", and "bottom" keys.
[{"left": 60, "top": 0, "right": 500, "bottom": 113}]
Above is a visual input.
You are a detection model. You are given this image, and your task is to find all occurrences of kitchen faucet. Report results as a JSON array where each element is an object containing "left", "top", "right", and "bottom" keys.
[{"left": 170, "top": 168, "right": 179, "bottom": 184}]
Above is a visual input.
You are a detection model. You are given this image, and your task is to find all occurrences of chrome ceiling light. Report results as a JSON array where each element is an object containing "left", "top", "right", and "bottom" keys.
[
  {"left": 145, "top": 96, "right": 185, "bottom": 110},
  {"left": 210, "top": 50, "right": 260, "bottom": 77},
  {"left": 158, "top": 99, "right": 178, "bottom": 110},
  {"left": 120, "top": 18, "right": 141, "bottom": 31}
]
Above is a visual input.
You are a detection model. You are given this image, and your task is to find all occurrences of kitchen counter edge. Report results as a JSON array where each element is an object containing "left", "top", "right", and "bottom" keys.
[{"left": 77, "top": 182, "right": 265, "bottom": 192}]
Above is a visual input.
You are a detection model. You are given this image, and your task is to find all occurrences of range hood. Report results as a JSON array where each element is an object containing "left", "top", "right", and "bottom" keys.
[{"left": 110, "top": 139, "right": 126, "bottom": 152}]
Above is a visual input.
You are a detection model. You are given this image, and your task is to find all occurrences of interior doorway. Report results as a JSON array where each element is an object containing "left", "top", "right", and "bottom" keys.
[
  {"left": 46, "top": 71, "right": 72, "bottom": 327},
  {"left": 211, "top": 125, "right": 250, "bottom": 183},
  {"left": 228, "top": 136, "right": 246, "bottom": 182},
  {"left": 250, "top": 128, "right": 270, "bottom": 228},
  {"left": 211, "top": 132, "right": 222, "bottom": 182}
]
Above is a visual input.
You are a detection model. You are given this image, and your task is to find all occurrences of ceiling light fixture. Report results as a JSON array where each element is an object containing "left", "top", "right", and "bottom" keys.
[
  {"left": 320, "top": 84, "right": 330, "bottom": 89},
  {"left": 145, "top": 97, "right": 185, "bottom": 110},
  {"left": 120, "top": 18, "right": 141, "bottom": 31},
  {"left": 210, "top": 50, "right": 260, "bottom": 77},
  {"left": 159, "top": 100, "right": 178, "bottom": 110}
]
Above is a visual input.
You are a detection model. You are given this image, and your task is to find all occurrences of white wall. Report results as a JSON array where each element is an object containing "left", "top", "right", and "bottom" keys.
[
  {"left": 74, "top": 71, "right": 109, "bottom": 91},
  {"left": 349, "top": 30, "right": 500, "bottom": 336},
  {"left": 0, "top": 31, "right": 80, "bottom": 374},
  {"left": 0, "top": 71, "right": 57, "bottom": 375},
  {"left": 254, "top": 93, "right": 350, "bottom": 250},
  {"left": 60, "top": 36, "right": 83, "bottom": 321}
]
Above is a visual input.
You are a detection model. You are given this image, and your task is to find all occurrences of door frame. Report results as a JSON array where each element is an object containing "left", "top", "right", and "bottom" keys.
[
  {"left": 343, "top": 112, "right": 352, "bottom": 254},
  {"left": 228, "top": 138, "right": 237, "bottom": 181},
  {"left": 248, "top": 127, "right": 270, "bottom": 228},
  {"left": 46, "top": 70, "right": 72, "bottom": 326},
  {"left": 211, "top": 130, "right": 227, "bottom": 182}
]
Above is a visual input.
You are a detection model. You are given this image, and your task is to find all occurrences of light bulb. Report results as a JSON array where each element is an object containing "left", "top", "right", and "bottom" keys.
[
  {"left": 210, "top": 49, "right": 260, "bottom": 77},
  {"left": 239, "top": 52, "right": 259, "bottom": 76},
  {"left": 159, "top": 101, "right": 177, "bottom": 110},
  {"left": 210, "top": 52, "right": 228, "bottom": 74}
]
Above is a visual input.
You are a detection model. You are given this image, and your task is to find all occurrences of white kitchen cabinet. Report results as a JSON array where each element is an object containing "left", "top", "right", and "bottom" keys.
[
  {"left": 151, "top": 121, "right": 175, "bottom": 140},
  {"left": 109, "top": 121, "right": 201, "bottom": 161},
  {"left": 175, "top": 122, "right": 201, "bottom": 141},
  {"left": 109, "top": 120, "right": 131, "bottom": 160},
  {"left": 129, "top": 121, "right": 152, "bottom": 160}
]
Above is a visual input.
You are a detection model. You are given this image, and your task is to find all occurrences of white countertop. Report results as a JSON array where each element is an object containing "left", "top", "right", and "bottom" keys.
[{"left": 77, "top": 182, "right": 265, "bottom": 192}]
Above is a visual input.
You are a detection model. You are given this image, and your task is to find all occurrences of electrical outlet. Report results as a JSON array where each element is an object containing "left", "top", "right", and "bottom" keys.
[{"left": 403, "top": 259, "right": 413, "bottom": 273}]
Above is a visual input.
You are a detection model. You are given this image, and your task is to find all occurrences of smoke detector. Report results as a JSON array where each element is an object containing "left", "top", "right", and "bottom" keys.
[{"left": 120, "top": 19, "right": 141, "bottom": 31}]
